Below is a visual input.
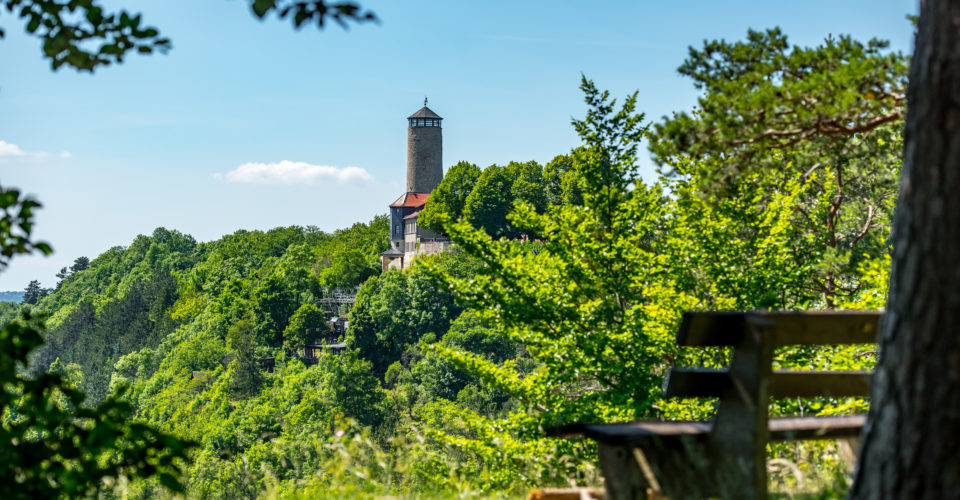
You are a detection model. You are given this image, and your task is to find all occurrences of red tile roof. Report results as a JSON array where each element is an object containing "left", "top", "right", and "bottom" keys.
[
  {"left": 403, "top": 211, "right": 420, "bottom": 220},
  {"left": 390, "top": 192, "right": 430, "bottom": 208}
]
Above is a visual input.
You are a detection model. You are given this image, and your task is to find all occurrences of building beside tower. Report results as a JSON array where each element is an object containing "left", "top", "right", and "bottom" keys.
[{"left": 380, "top": 101, "right": 450, "bottom": 271}]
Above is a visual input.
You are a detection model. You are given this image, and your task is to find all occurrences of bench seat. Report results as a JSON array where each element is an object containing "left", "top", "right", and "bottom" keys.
[{"left": 547, "top": 312, "right": 880, "bottom": 499}]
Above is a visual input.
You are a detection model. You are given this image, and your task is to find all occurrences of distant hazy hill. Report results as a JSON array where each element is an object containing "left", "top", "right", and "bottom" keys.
[{"left": 0, "top": 291, "right": 23, "bottom": 303}]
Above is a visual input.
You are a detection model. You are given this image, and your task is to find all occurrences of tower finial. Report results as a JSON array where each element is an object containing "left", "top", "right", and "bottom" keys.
[{"left": 424, "top": 96, "right": 428, "bottom": 107}]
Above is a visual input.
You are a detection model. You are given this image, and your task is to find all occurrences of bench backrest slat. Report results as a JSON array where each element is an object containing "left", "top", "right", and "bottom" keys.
[
  {"left": 665, "top": 369, "right": 873, "bottom": 399},
  {"left": 677, "top": 311, "right": 881, "bottom": 347}
]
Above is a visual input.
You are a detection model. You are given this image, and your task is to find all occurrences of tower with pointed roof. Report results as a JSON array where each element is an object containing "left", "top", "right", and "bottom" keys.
[
  {"left": 381, "top": 100, "right": 450, "bottom": 271},
  {"left": 406, "top": 99, "right": 443, "bottom": 193}
]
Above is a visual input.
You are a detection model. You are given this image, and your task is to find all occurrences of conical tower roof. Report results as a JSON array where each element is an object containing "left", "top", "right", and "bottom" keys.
[{"left": 407, "top": 106, "right": 442, "bottom": 120}]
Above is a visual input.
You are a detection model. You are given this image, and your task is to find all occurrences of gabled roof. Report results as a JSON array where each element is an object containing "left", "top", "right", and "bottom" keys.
[
  {"left": 380, "top": 247, "right": 404, "bottom": 256},
  {"left": 389, "top": 192, "right": 430, "bottom": 208},
  {"left": 407, "top": 106, "right": 442, "bottom": 120}
]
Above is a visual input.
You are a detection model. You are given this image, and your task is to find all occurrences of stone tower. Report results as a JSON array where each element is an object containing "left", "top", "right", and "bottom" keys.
[
  {"left": 406, "top": 100, "right": 443, "bottom": 193},
  {"left": 382, "top": 100, "right": 451, "bottom": 271}
]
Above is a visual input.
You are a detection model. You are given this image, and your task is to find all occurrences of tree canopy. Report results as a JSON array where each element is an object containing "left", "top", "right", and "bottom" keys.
[
  {"left": 649, "top": 27, "right": 906, "bottom": 306},
  {"left": 1, "top": 0, "right": 376, "bottom": 72},
  {"left": 0, "top": 17, "right": 911, "bottom": 497},
  {"left": 0, "top": 184, "right": 193, "bottom": 496},
  {"left": 417, "top": 161, "right": 481, "bottom": 234}
]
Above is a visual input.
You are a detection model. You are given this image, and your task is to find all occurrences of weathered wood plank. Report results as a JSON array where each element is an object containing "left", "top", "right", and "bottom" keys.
[
  {"left": 546, "top": 421, "right": 711, "bottom": 445},
  {"left": 678, "top": 311, "right": 881, "bottom": 347},
  {"left": 665, "top": 369, "right": 872, "bottom": 398},
  {"left": 771, "top": 370, "right": 872, "bottom": 398},
  {"left": 705, "top": 315, "right": 773, "bottom": 500},
  {"left": 527, "top": 487, "right": 603, "bottom": 500},
  {"left": 597, "top": 443, "right": 650, "bottom": 500},
  {"left": 768, "top": 415, "right": 866, "bottom": 441},
  {"left": 546, "top": 414, "right": 865, "bottom": 446}
]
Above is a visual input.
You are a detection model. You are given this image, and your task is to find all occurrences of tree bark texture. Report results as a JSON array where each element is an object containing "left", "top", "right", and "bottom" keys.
[{"left": 851, "top": 1, "right": 960, "bottom": 497}]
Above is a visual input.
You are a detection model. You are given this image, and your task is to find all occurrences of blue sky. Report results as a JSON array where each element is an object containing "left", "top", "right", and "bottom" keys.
[{"left": 0, "top": 0, "right": 916, "bottom": 290}]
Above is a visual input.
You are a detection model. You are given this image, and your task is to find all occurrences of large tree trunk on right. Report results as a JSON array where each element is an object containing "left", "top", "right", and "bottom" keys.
[{"left": 850, "top": 0, "right": 960, "bottom": 497}]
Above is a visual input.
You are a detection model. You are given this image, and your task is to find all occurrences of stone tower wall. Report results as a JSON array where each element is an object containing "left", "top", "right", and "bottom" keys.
[{"left": 406, "top": 126, "right": 443, "bottom": 193}]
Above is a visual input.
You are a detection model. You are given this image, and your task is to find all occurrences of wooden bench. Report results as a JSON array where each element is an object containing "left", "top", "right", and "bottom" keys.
[{"left": 547, "top": 311, "right": 880, "bottom": 500}]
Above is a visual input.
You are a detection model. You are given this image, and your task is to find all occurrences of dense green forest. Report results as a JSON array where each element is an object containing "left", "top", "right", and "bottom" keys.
[{"left": 1, "top": 27, "right": 904, "bottom": 498}]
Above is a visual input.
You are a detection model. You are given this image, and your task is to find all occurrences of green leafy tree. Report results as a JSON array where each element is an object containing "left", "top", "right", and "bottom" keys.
[
  {"left": 284, "top": 303, "right": 329, "bottom": 351},
  {"left": 0, "top": 183, "right": 193, "bottom": 496},
  {"left": 69, "top": 256, "right": 90, "bottom": 273},
  {"left": 432, "top": 78, "right": 671, "bottom": 423},
  {"left": 320, "top": 351, "right": 385, "bottom": 427},
  {"left": 315, "top": 217, "right": 389, "bottom": 289},
  {"left": 348, "top": 252, "right": 469, "bottom": 377},
  {"left": 28, "top": 242, "right": 184, "bottom": 402},
  {"left": 227, "top": 317, "right": 262, "bottom": 398},
  {"left": 1, "top": 0, "right": 376, "bottom": 72},
  {"left": 0, "top": 187, "right": 50, "bottom": 270},
  {"left": 318, "top": 247, "right": 376, "bottom": 289},
  {"left": 543, "top": 152, "right": 585, "bottom": 206},
  {"left": 418, "top": 160, "right": 482, "bottom": 234},
  {"left": 54, "top": 267, "right": 68, "bottom": 290},
  {"left": 414, "top": 309, "right": 516, "bottom": 403},
  {"left": 277, "top": 242, "right": 321, "bottom": 307},
  {"left": 251, "top": 273, "right": 297, "bottom": 346},
  {"left": 430, "top": 76, "right": 831, "bottom": 426},
  {"left": 463, "top": 165, "right": 516, "bottom": 239},
  {"left": 21, "top": 279, "right": 46, "bottom": 305},
  {"left": 649, "top": 27, "right": 906, "bottom": 306},
  {"left": 435, "top": 160, "right": 548, "bottom": 239},
  {"left": 1, "top": 315, "right": 193, "bottom": 498},
  {"left": 507, "top": 160, "right": 548, "bottom": 215}
]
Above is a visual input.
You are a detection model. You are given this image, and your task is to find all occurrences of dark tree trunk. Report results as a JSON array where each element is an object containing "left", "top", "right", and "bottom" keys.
[{"left": 851, "top": 1, "right": 960, "bottom": 497}]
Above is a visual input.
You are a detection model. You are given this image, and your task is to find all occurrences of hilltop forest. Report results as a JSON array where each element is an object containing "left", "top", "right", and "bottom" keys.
[{"left": 1, "top": 27, "right": 905, "bottom": 498}]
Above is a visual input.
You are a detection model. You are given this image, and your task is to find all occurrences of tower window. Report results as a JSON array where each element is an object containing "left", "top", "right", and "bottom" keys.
[{"left": 409, "top": 118, "right": 440, "bottom": 127}]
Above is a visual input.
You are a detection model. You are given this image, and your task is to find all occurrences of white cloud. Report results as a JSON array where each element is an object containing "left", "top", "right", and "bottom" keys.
[
  {"left": 0, "top": 140, "right": 69, "bottom": 161},
  {"left": 0, "top": 141, "right": 26, "bottom": 157},
  {"left": 215, "top": 160, "right": 373, "bottom": 185}
]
